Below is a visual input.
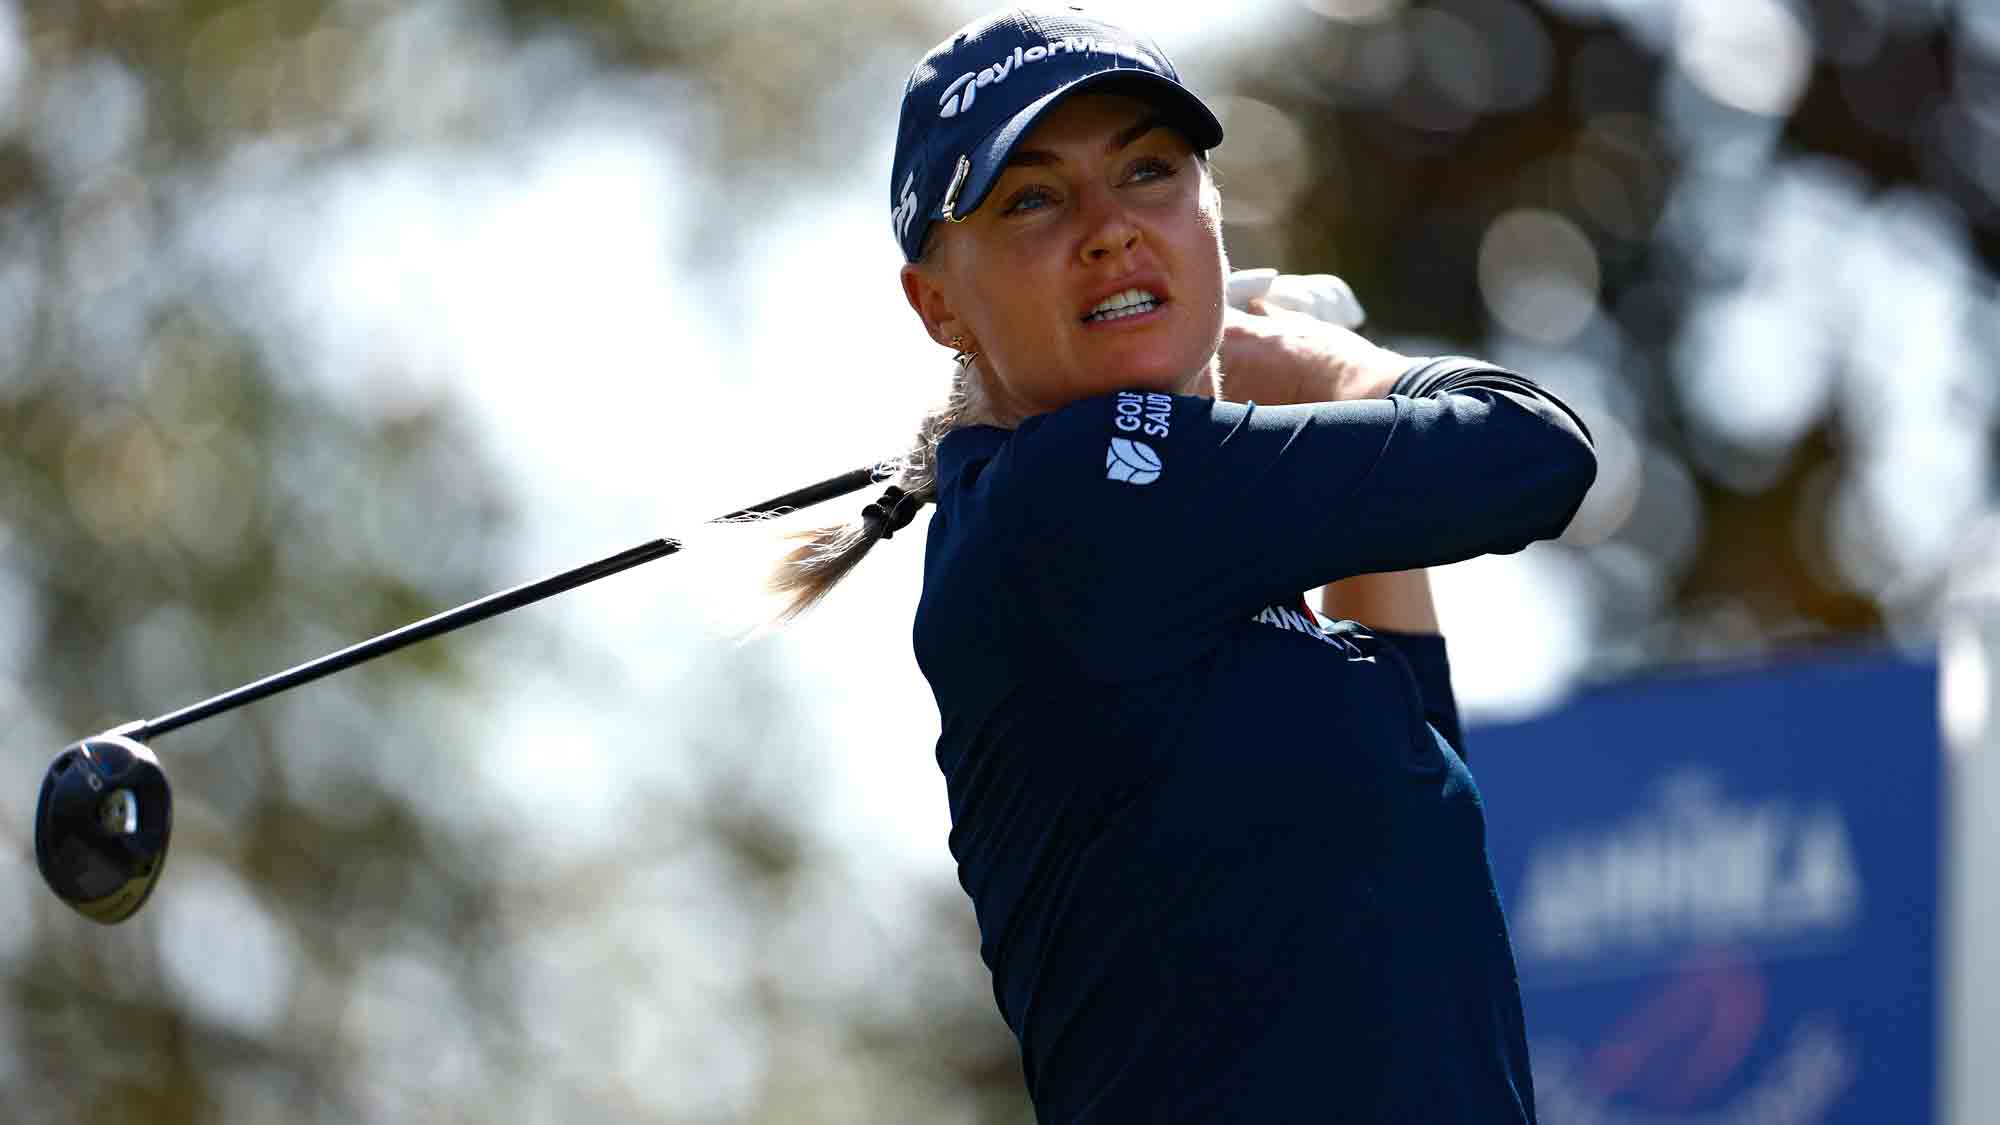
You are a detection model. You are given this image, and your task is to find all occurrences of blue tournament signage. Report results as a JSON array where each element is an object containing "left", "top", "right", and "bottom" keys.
[{"left": 1473, "top": 650, "right": 1939, "bottom": 1124}]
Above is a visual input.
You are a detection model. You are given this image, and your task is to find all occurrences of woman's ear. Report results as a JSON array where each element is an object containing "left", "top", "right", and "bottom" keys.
[{"left": 901, "top": 262, "right": 966, "bottom": 350}]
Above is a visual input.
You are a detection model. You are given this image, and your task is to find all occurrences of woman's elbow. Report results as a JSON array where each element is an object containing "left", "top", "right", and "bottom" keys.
[{"left": 1539, "top": 428, "right": 1599, "bottom": 538}]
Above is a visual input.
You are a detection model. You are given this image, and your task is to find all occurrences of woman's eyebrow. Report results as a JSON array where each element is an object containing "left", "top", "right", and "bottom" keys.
[
  {"left": 1003, "top": 115, "right": 1169, "bottom": 169},
  {"left": 1108, "top": 115, "right": 1168, "bottom": 152}
]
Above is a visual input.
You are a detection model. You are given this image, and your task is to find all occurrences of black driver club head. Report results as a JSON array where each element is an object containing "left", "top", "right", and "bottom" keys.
[{"left": 34, "top": 733, "right": 172, "bottom": 924}]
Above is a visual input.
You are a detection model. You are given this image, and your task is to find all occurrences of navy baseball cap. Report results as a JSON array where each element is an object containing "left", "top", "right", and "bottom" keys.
[{"left": 889, "top": 6, "right": 1225, "bottom": 262}]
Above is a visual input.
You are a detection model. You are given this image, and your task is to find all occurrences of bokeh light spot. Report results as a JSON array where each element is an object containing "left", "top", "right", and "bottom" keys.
[
  {"left": 1444, "top": 0, "right": 1554, "bottom": 112},
  {"left": 1944, "top": 621, "right": 1991, "bottom": 755},
  {"left": 1674, "top": 0, "right": 1812, "bottom": 117},
  {"left": 1212, "top": 95, "right": 1313, "bottom": 225},
  {"left": 1433, "top": 549, "right": 1597, "bottom": 720},
  {"left": 1675, "top": 287, "right": 1833, "bottom": 458},
  {"left": 157, "top": 862, "right": 301, "bottom": 1035},
  {"left": 164, "top": 435, "right": 261, "bottom": 565},
  {"left": 1304, "top": 0, "right": 1406, "bottom": 26},
  {"left": 1409, "top": 8, "right": 1494, "bottom": 118},
  {"left": 1478, "top": 208, "right": 1601, "bottom": 342},
  {"left": 63, "top": 410, "right": 169, "bottom": 545},
  {"left": 27, "top": 51, "right": 147, "bottom": 183}
]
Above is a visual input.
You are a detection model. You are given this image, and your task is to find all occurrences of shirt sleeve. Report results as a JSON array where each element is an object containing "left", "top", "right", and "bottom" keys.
[
  {"left": 1372, "top": 629, "right": 1465, "bottom": 759},
  {"left": 997, "top": 360, "right": 1596, "bottom": 683}
]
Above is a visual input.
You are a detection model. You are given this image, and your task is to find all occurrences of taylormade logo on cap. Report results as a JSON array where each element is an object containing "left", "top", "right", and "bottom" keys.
[
  {"left": 888, "top": 8, "right": 1224, "bottom": 262},
  {"left": 891, "top": 171, "right": 920, "bottom": 244},
  {"left": 936, "top": 36, "right": 1130, "bottom": 118}
]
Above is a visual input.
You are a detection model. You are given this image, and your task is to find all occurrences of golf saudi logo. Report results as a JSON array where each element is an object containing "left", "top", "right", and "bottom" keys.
[
  {"left": 1106, "top": 390, "right": 1171, "bottom": 484},
  {"left": 1106, "top": 438, "right": 1161, "bottom": 485}
]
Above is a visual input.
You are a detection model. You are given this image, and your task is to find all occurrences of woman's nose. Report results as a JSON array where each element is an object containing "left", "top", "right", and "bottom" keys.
[{"left": 1078, "top": 192, "right": 1141, "bottom": 265}]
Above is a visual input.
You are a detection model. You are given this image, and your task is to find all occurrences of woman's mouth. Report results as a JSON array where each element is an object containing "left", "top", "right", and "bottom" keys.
[{"left": 1082, "top": 288, "right": 1163, "bottom": 324}]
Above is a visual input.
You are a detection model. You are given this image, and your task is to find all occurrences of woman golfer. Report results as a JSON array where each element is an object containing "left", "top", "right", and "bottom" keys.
[{"left": 773, "top": 7, "right": 1595, "bottom": 1121}]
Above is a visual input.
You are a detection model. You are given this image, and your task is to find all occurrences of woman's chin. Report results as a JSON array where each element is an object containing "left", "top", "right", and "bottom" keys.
[
  {"left": 1007, "top": 350, "right": 1217, "bottom": 415},
  {"left": 1095, "top": 354, "right": 1214, "bottom": 398}
]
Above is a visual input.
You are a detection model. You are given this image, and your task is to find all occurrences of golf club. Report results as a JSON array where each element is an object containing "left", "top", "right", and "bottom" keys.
[
  {"left": 31, "top": 269, "right": 1368, "bottom": 927},
  {"left": 33, "top": 462, "right": 893, "bottom": 924}
]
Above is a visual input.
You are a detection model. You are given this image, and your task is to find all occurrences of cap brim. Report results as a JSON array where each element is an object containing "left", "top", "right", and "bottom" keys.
[{"left": 948, "top": 70, "right": 1224, "bottom": 225}]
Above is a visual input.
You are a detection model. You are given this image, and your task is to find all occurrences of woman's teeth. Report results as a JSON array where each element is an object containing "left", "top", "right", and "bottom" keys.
[{"left": 1084, "top": 288, "right": 1161, "bottom": 322}]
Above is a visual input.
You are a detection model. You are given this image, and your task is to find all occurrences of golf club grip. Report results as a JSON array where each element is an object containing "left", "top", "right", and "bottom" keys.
[{"left": 131, "top": 463, "right": 894, "bottom": 741}]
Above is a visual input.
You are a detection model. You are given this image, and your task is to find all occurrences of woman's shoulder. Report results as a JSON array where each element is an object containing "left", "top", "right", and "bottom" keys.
[
  {"left": 924, "top": 399, "right": 1135, "bottom": 601},
  {"left": 941, "top": 391, "right": 1220, "bottom": 502}
]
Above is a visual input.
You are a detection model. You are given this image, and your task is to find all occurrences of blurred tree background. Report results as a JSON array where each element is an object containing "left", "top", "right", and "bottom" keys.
[{"left": 0, "top": 0, "right": 1992, "bottom": 1122}]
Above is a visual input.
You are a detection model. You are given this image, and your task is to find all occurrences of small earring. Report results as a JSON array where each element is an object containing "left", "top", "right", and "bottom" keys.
[{"left": 949, "top": 335, "right": 980, "bottom": 368}]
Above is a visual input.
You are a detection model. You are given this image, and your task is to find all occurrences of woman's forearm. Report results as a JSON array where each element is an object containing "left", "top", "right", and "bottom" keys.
[{"left": 1318, "top": 569, "right": 1440, "bottom": 634}]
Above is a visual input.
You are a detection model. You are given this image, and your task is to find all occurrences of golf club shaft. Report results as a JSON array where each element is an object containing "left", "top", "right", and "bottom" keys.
[{"left": 121, "top": 463, "right": 892, "bottom": 742}]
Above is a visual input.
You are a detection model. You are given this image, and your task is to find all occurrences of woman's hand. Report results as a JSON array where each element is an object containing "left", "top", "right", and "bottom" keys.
[{"left": 1215, "top": 300, "right": 1409, "bottom": 406}]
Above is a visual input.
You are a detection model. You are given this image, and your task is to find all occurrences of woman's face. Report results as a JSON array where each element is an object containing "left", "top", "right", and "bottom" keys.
[{"left": 902, "top": 92, "right": 1228, "bottom": 420}]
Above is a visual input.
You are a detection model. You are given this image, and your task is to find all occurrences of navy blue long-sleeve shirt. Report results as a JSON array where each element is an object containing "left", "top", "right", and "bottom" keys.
[{"left": 913, "top": 361, "right": 1596, "bottom": 1123}]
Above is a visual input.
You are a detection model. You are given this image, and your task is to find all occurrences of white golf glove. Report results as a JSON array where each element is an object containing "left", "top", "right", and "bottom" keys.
[{"left": 1226, "top": 268, "right": 1366, "bottom": 331}]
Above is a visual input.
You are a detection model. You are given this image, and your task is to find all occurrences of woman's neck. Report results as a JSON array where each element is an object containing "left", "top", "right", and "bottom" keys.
[{"left": 959, "top": 356, "right": 1222, "bottom": 431}]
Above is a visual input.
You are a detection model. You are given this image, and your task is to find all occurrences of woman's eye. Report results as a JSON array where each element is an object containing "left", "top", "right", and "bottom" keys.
[
  {"left": 1127, "top": 156, "right": 1179, "bottom": 184},
  {"left": 1002, "top": 186, "right": 1056, "bottom": 215}
]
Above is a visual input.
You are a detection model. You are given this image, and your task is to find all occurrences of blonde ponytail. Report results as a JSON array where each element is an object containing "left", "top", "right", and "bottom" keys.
[{"left": 764, "top": 362, "right": 974, "bottom": 620}]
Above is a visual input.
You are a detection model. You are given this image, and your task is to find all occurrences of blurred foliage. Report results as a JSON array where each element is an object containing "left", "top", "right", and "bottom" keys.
[
  {"left": 0, "top": 1, "right": 1027, "bottom": 1122},
  {"left": 1220, "top": 0, "right": 1998, "bottom": 670},
  {"left": 0, "top": 0, "right": 1994, "bottom": 1121}
]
